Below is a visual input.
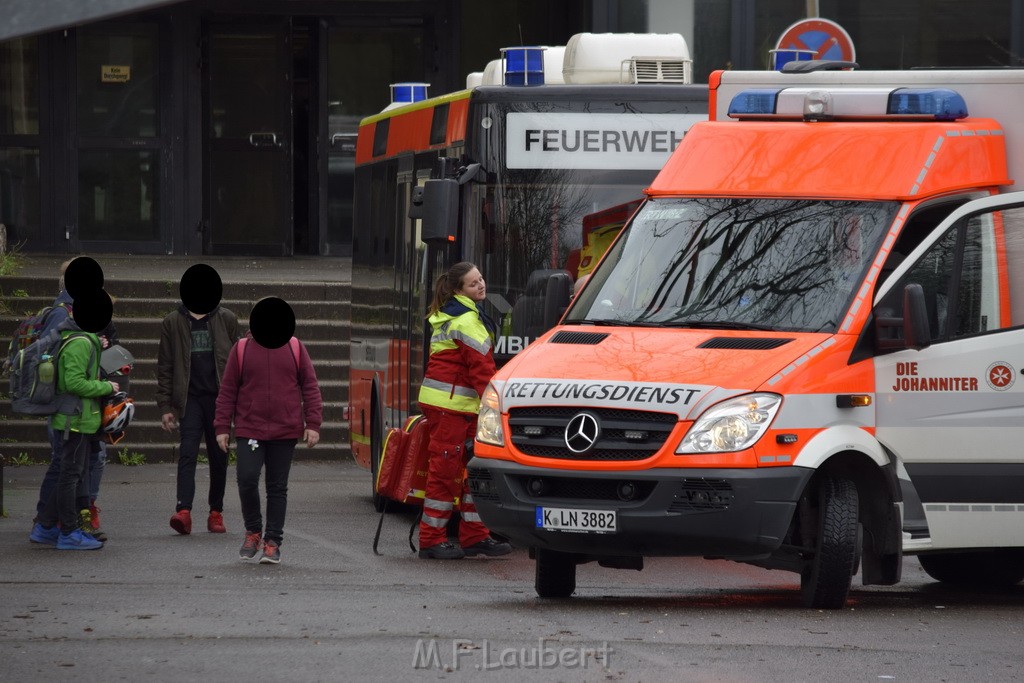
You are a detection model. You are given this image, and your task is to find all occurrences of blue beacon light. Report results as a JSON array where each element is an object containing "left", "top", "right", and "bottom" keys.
[
  {"left": 389, "top": 82, "right": 430, "bottom": 105},
  {"left": 501, "top": 46, "right": 545, "bottom": 86}
]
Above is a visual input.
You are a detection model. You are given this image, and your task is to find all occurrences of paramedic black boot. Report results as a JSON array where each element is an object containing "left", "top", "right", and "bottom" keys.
[{"left": 418, "top": 541, "right": 465, "bottom": 560}]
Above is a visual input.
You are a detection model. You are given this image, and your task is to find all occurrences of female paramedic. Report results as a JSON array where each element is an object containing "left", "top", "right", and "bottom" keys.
[{"left": 416, "top": 262, "right": 512, "bottom": 560}]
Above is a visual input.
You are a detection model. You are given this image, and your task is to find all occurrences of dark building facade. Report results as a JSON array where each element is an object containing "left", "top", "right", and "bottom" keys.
[{"left": 0, "top": 0, "right": 1021, "bottom": 257}]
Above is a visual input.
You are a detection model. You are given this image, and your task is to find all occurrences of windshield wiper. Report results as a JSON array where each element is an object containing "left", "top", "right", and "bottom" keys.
[
  {"left": 573, "top": 318, "right": 663, "bottom": 327},
  {"left": 658, "top": 319, "right": 777, "bottom": 331}
]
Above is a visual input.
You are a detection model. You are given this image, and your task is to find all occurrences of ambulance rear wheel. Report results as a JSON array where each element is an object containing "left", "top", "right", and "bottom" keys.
[
  {"left": 535, "top": 548, "right": 577, "bottom": 598},
  {"left": 918, "top": 550, "right": 1024, "bottom": 586},
  {"left": 800, "top": 476, "right": 859, "bottom": 609}
]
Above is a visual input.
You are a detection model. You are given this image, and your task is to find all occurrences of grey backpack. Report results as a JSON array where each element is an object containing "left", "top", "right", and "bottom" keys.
[{"left": 9, "top": 326, "right": 94, "bottom": 416}]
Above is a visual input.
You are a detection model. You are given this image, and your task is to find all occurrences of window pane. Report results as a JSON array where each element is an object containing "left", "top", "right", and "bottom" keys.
[
  {"left": 955, "top": 215, "right": 1001, "bottom": 337},
  {"left": 78, "top": 150, "right": 159, "bottom": 241},
  {"left": 883, "top": 228, "right": 958, "bottom": 342},
  {"left": 0, "top": 147, "right": 41, "bottom": 242},
  {"left": 326, "top": 27, "right": 423, "bottom": 249},
  {"left": 77, "top": 24, "right": 159, "bottom": 138},
  {"left": 0, "top": 38, "right": 39, "bottom": 135}
]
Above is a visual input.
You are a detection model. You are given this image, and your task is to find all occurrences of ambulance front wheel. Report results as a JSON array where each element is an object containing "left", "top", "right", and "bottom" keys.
[
  {"left": 535, "top": 548, "right": 577, "bottom": 598},
  {"left": 800, "top": 476, "right": 859, "bottom": 609},
  {"left": 918, "top": 549, "right": 1024, "bottom": 586}
]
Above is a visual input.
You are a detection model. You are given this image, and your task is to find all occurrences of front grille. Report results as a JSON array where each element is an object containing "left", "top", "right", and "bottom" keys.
[
  {"left": 698, "top": 337, "right": 794, "bottom": 350},
  {"left": 549, "top": 330, "right": 609, "bottom": 345},
  {"left": 511, "top": 475, "right": 656, "bottom": 502},
  {"left": 666, "top": 478, "right": 733, "bottom": 512},
  {"left": 509, "top": 406, "right": 677, "bottom": 461},
  {"left": 467, "top": 468, "right": 500, "bottom": 502}
]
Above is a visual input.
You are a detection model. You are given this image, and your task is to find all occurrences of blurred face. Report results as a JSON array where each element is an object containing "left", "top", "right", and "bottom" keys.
[{"left": 457, "top": 267, "right": 486, "bottom": 302}]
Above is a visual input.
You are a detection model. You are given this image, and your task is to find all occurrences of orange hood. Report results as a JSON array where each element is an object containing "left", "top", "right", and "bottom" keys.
[{"left": 494, "top": 326, "right": 835, "bottom": 420}]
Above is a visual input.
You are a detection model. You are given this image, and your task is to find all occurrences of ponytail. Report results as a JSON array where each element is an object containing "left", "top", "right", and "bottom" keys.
[{"left": 427, "top": 261, "right": 477, "bottom": 317}]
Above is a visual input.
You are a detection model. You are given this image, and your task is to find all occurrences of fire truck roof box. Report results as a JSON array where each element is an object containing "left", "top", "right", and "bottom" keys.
[{"left": 563, "top": 32, "right": 692, "bottom": 84}]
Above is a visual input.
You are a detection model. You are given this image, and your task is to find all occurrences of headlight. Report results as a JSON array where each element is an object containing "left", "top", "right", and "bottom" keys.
[
  {"left": 676, "top": 393, "right": 781, "bottom": 454},
  {"left": 476, "top": 383, "right": 505, "bottom": 446}
]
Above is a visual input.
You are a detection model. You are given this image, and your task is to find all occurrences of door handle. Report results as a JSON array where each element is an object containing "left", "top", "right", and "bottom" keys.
[{"left": 248, "top": 132, "right": 280, "bottom": 147}]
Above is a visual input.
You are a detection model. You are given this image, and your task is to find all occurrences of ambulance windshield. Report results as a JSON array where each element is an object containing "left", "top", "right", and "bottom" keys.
[{"left": 567, "top": 197, "right": 899, "bottom": 333}]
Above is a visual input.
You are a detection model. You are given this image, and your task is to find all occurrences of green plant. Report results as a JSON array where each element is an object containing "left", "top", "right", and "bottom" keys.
[
  {"left": 0, "top": 241, "right": 25, "bottom": 277},
  {"left": 117, "top": 448, "right": 147, "bottom": 466},
  {"left": 228, "top": 449, "right": 237, "bottom": 466},
  {"left": 9, "top": 452, "right": 40, "bottom": 466}
]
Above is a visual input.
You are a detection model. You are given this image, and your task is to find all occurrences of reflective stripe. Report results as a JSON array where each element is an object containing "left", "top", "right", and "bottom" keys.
[
  {"left": 461, "top": 511, "right": 482, "bottom": 523},
  {"left": 421, "top": 377, "right": 480, "bottom": 399},
  {"left": 449, "top": 328, "right": 492, "bottom": 355},
  {"left": 421, "top": 514, "right": 448, "bottom": 528},
  {"left": 424, "top": 498, "right": 453, "bottom": 512},
  {"left": 463, "top": 493, "right": 474, "bottom": 505},
  {"left": 430, "top": 318, "right": 492, "bottom": 356},
  {"left": 419, "top": 384, "right": 480, "bottom": 413}
]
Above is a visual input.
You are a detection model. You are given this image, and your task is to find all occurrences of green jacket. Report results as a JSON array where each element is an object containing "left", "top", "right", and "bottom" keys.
[{"left": 51, "top": 330, "right": 112, "bottom": 435}]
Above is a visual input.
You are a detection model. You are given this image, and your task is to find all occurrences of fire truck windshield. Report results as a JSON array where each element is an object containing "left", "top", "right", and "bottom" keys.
[{"left": 566, "top": 197, "right": 899, "bottom": 333}]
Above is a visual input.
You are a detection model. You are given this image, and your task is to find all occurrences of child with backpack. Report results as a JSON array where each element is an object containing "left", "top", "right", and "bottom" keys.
[
  {"left": 29, "top": 287, "right": 119, "bottom": 551},
  {"left": 11, "top": 259, "right": 117, "bottom": 540}
]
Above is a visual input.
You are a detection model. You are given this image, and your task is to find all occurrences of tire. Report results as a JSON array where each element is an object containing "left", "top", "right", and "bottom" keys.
[
  {"left": 370, "top": 402, "right": 387, "bottom": 513},
  {"left": 919, "top": 550, "right": 1024, "bottom": 587},
  {"left": 535, "top": 548, "right": 577, "bottom": 598},
  {"left": 800, "top": 476, "right": 859, "bottom": 609}
]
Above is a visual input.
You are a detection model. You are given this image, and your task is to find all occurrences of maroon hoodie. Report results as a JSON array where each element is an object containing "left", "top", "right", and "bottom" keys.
[{"left": 215, "top": 336, "right": 322, "bottom": 441}]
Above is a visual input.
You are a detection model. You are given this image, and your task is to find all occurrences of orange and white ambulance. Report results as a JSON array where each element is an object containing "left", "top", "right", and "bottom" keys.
[{"left": 466, "top": 64, "right": 1024, "bottom": 608}]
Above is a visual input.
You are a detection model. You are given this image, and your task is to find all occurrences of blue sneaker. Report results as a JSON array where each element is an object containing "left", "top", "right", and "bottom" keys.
[
  {"left": 29, "top": 523, "right": 59, "bottom": 546},
  {"left": 56, "top": 528, "right": 103, "bottom": 550}
]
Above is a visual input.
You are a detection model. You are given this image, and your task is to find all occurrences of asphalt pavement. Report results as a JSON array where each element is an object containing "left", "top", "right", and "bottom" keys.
[{"left": 3, "top": 460, "right": 1024, "bottom": 682}]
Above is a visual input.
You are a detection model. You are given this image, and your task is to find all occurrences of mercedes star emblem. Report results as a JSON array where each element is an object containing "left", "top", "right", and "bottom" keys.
[{"left": 564, "top": 412, "right": 601, "bottom": 454}]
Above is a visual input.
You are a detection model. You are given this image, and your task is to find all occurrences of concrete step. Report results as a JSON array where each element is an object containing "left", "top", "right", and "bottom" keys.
[
  {"left": 0, "top": 255, "right": 355, "bottom": 466},
  {"left": 2, "top": 300, "right": 350, "bottom": 327},
  {"left": 2, "top": 275, "right": 350, "bottom": 303}
]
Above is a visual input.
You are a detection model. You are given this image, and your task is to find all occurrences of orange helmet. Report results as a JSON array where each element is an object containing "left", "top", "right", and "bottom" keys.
[{"left": 102, "top": 393, "right": 135, "bottom": 436}]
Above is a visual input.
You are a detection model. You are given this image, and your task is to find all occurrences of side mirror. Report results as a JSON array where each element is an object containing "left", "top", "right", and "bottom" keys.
[
  {"left": 902, "top": 283, "right": 931, "bottom": 351},
  {"left": 409, "top": 179, "right": 458, "bottom": 244}
]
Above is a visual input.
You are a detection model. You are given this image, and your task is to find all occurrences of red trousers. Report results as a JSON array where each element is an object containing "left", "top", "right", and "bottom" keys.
[{"left": 417, "top": 405, "right": 490, "bottom": 549}]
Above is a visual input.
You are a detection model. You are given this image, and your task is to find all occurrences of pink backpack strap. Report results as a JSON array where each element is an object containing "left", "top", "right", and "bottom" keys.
[{"left": 235, "top": 336, "right": 301, "bottom": 383}]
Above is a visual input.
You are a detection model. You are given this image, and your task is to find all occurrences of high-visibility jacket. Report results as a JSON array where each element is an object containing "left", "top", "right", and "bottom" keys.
[{"left": 417, "top": 294, "right": 497, "bottom": 415}]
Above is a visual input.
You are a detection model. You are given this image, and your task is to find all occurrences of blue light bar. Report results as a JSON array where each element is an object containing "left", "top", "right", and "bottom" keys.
[
  {"left": 501, "top": 46, "right": 545, "bottom": 86},
  {"left": 768, "top": 48, "right": 814, "bottom": 71},
  {"left": 390, "top": 82, "right": 430, "bottom": 105},
  {"left": 887, "top": 88, "right": 969, "bottom": 120},
  {"left": 727, "top": 89, "right": 782, "bottom": 117}
]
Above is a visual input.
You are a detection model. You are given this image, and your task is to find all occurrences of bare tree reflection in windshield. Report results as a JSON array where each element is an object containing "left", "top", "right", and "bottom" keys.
[{"left": 573, "top": 197, "right": 898, "bottom": 333}]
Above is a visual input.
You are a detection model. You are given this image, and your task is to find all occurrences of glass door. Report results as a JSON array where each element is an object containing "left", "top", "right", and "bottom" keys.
[
  {"left": 75, "top": 21, "right": 168, "bottom": 252},
  {"left": 204, "top": 21, "right": 293, "bottom": 255}
]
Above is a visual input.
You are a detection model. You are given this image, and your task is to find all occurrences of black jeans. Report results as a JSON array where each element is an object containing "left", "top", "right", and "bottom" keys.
[
  {"left": 38, "top": 431, "right": 92, "bottom": 533},
  {"left": 236, "top": 438, "right": 296, "bottom": 545},
  {"left": 176, "top": 393, "right": 228, "bottom": 512},
  {"left": 36, "top": 428, "right": 104, "bottom": 517}
]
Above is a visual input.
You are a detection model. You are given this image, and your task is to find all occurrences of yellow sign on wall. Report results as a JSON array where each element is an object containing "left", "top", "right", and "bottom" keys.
[{"left": 101, "top": 65, "right": 131, "bottom": 83}]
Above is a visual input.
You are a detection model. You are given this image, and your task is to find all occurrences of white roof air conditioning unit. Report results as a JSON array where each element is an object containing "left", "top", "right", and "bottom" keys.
[
  {"left": 622, "top": 57, "right": 693, "bottom": 84},
  {"left": 563, "top": 33, "right": 692, "bottom": 84}
]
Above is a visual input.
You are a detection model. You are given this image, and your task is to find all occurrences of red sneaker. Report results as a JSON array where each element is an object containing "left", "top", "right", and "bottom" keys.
[
  {"left": 169, "top": 509, "right": 192, "bottom": 535},
  {"left": 207, "top": 510, "right": 226, "bottom": 534},
  {"left": 89, "top": 502, "right": 102, "bottom": 530}
]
